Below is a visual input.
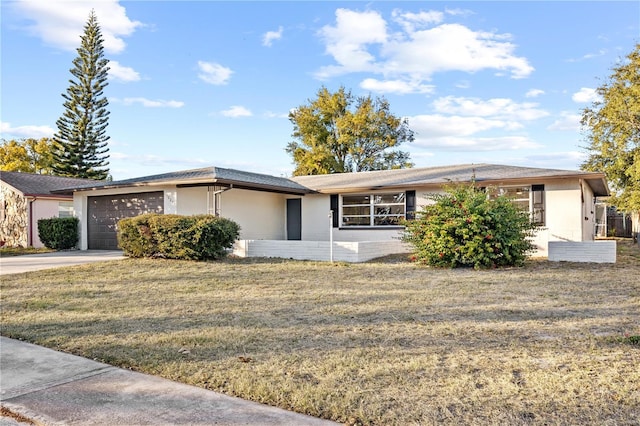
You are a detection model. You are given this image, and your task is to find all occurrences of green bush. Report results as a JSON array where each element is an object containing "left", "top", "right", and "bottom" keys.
[
  {"left": 402, "top": 182, "right": 539, "bottom": 269},
  {"left": 37, "top": 217, "right": 79, "bottom": 250},
  {"left": 117, "top": 214, "right": 240, "bottom": 260}
]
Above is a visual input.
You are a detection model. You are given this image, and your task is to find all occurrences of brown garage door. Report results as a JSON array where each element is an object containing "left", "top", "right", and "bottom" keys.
[{"left": 88, "top": 192, "right": 164, "bottom": 250}]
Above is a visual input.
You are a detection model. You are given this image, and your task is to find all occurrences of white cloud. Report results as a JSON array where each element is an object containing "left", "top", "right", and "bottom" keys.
[
  {"left": 411, "top": 132, "right": 541, "bottom": 151},
  {"left": 432, "top": 96, "right": 549, "bottom": 121},
  {"left": 521, "top": 151, "right": 587, "bottom": 169},
  {"left": 197, "top": 61, "right": 233, "bottom": 85},
  {"left": 118, "top": 97, "right": 184, "bottom": 108},
  {"left": 525, "top": 89, "right": 545, "bottom": 98},
  {"left": 567, "top": 49, "right": 607, "bottom": 62},
  {"left": 382, "top": 23, "right": 533, "bottom": 79},
  {"left": 0, "top": 122, "right": 55, "bottom": 139},
  {"left": 403, "top": 95, "right": 549, "bottom": 152},
  {"left": 572, "top": 87, "right": 600, "bottom": 103},
  {"left": 547, "top": 111, "right": 581, "bottom": 131},
  {"left": 409, "top": 114, "right": 523, "bottom": 139},
  {"left": 360, "top": 78, "right": 435, "bottom": 95},
  {"left": 264, "top": 111, "right": 289, "bottom": 119},
  {"left": 12, "top": 0, "right": 142, "bottom": 54},
  {"left": 262, "top": 26, "right": 283, "bottom": 47},
  {"left": 315, "top": 8, "right": 533, "bottom": 85},
  {"left": 316, "top": 8, "right": 388, "bottom": 79},
  {"left": 221, "top": 106, "right": 252, "bottom": 118},
  {"left": 108, "top": 60, "right": 140, "bottom": 82},
  {"left": 392, "top": 9, "right": 444, "bottom": 32}
]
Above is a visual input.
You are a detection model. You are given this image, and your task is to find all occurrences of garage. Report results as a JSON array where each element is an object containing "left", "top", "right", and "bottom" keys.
[{"left": 88, "top": 191, "right": 164, "bottom": 250}]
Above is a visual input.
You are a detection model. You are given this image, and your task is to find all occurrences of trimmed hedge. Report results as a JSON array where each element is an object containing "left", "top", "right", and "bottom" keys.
[
  {"left": 117, "top": 214, "right": 240, "bottom": 260},
  {"left": 37, "top": 217, "right": 79, "bottom": 250}
]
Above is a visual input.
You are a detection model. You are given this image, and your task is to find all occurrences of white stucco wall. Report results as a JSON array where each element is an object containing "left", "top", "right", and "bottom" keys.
[
  {"left": 176, "top": 187, "right": 208, "bottom": 215},
  {"left": 299, "top": 194, "right": 330, "bottom": 240},
  {"left": 31, "top": 199, "right": 67, "bottom": 248},
  {"left": 581, "top": 181, "right": 597, "bottom": 241},
  {"left": 219, "top": 189, "right": 286, "bottom": 240}
]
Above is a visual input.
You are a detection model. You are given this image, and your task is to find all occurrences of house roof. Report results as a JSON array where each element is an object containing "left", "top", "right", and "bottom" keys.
[
  {"left": 291, "top": 163, "right": 611, "bottom": 196},
  {"left": 52, "top": 163, "right": 610, "bottom": 197},
  {"left": 0, "top": 171, "right": 96, "bottom": 197},
  {"left": 59, "top": 166, "right": 312, "bottom": 195}
]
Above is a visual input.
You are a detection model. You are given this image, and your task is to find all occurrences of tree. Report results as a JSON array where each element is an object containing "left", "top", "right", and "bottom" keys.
[
  {"left": 0, "top": 138, "right": 55, "bottom": 174},
  {"left": 52, "top": 10, "right": 110, "bottom": 180},
  {"left": 581, "top": 43, "right": 640, "bottom": 212},
  {"left": 286, "top": 86, "right": 414, "bottom": 176},
  {"left": 402, "top": 182, "right": 538, "bottom": 269}
]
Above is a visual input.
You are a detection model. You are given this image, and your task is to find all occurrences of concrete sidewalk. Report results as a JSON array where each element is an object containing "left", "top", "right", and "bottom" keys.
[
  {"left": 0, "top": 250, "right": 125, "bottom": 275},
  {"left": 0, "top": 337, "right": 339, "bottom": 425}
]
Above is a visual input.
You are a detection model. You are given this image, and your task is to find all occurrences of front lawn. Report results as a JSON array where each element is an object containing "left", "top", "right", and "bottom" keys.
[
  {"left": 0, "top": 246, "right": 54, "bottom": 257},
  {"left": 1, "top": 240, "right": 639, "bottom": 425}
]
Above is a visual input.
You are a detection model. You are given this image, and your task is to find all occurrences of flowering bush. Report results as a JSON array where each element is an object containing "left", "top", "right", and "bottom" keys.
[{"left": 402, "top": 182, "right": 539, "bottom": 269}]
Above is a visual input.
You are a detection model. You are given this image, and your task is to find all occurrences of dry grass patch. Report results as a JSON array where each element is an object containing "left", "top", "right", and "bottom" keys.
[
  {"left": 0, "top": 247, "right": 54, "bottom": 257},
  {"left": 2, "top": 240, "right": 639, "bottom": 425}
]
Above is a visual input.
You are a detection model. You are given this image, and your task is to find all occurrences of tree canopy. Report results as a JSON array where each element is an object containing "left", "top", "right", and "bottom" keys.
[
  {"left": 52, "top": 10, "right": 110, "bottom": 180},
  {"left": 0, "top": 138, "right": 55, "bottom": 174},
  {"left": 286, "top": 86, "right": 414, "bottom": 176},
  {"left": 581, "top": 43, "right": 640, "bottom": 212}
]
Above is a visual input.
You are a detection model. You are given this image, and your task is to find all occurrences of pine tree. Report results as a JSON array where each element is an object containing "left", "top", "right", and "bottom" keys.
[{"left": 53, "top": 10, "right": 110, "bottom": 180}]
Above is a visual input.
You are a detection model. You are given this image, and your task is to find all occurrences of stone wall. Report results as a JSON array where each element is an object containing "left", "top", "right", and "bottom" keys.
[{"left": 0, "top": 185, "right": 28, "bottom": 247}]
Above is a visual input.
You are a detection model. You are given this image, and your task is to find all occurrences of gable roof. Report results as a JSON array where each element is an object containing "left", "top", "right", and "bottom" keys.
[
  {"left": 291, "top": 163, "right": 610, "bottom": 196},
  {"left": 0, "top": 171, "right": 96, "bottom": 197},
  {"left": 58, "top": 166, "right": 312, "bottom": 195}
]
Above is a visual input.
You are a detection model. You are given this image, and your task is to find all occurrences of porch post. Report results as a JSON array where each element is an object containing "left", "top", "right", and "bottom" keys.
[{"left": 329, "top": 210, "right": 334, "bottom": 263}]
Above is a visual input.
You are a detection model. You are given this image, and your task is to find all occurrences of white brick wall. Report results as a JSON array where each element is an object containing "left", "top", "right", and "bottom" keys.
[
  {"left": 548, "top": 241, "right": 616, "bottom": 263},
  {"left": 233, "top": 240, "right": 410, "bottom": 262}
]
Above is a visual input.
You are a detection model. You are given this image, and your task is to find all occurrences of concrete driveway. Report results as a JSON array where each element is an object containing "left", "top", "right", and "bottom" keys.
[{"left": 0, "top": 250, "right": 125, "bottom": 275}]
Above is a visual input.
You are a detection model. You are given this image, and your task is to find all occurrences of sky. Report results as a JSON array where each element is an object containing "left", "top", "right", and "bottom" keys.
[{"left": 1, "top": 1, "right": 639, "bottom": 180}]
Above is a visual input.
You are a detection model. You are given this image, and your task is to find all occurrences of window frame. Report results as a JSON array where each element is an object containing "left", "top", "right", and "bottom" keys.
[
  {"left": 340, "top": 192, "right": 407, "bottom": 228},
  {"left": 494, "top": 185, "right": 545, "bottom": 226},
  {"left": 58, "top": 201, "right": 74, "bottom": 218}
]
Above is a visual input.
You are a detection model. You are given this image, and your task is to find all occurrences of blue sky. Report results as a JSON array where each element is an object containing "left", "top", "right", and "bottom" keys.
[{"left": 1, "top": 1, "right": 639, "bottom": 180}]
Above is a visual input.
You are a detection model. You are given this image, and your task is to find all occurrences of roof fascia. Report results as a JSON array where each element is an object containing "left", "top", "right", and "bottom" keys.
[
  {"left": 308, "top": 173, "right": 610, "bottom": 195},
  {"left": 177, "top": 180, "right": 313, "bottom": 195}
]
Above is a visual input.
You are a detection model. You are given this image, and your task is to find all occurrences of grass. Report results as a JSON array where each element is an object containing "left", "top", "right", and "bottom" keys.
[
  {"left": 0, "top": 246, "right": 54, "bottom": 257},
  {"left": 1, "top": 240, "right": 639, "bottom": 425}
]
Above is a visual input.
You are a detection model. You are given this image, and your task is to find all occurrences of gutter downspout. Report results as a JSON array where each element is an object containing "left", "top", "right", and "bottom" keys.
[
  {"left": 28, "top": 197, "right": 36, "bottom": 247},
  {"left": 207, "top": 185, "right": 233, "bottom": 216}
]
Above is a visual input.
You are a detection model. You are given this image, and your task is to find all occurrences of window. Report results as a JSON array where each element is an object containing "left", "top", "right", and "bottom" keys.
[
  {"left": 341, "top": 192, "right": 406, "bottom": 227},
  {"left": 58, "top": 201, "right": 74, "bottom": 218},
  {"left": 494, "top": 185, "right": 545, "bottom": 225}
]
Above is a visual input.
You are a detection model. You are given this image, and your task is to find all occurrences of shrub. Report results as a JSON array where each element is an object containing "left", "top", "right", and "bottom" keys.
[
  {"left": 117, "top": 214, "right": 240, "bottom": 260},
  {"left": 37, "top": 217, "right": 79, "bottom": 250},
  {"left": 402, "top": 182, "right": 539, "bottom": 269}
]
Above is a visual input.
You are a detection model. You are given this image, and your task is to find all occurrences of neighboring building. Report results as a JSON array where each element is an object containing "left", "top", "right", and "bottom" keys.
[
  {"left": 0, "top": 171, "right": 95, "bottom": 248},
  {"left": 56, "top": 163, "right": 610, "bottom": 261}
]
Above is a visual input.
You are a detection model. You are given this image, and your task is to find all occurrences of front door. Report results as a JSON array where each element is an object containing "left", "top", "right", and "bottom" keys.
[{"left": 286, "top": 198, "right": 302, "bottom": 240}]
